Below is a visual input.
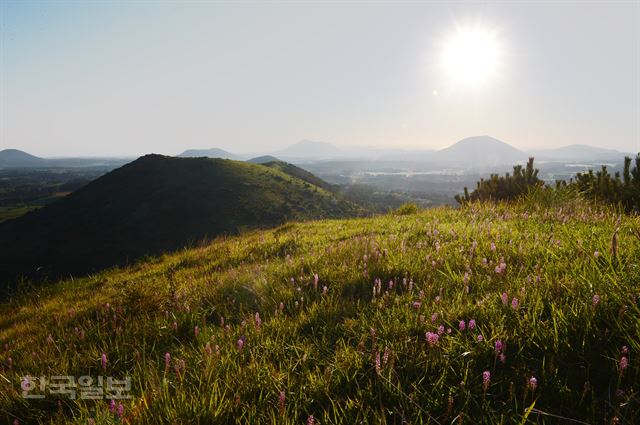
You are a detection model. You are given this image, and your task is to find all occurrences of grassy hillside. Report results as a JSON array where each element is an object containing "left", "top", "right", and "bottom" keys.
[
  {"left": 261, "top": 161, "right": 335, "bottom": 192},
  {"left": 0, "top": 155, "right": 361, "bottom": 285},
  {"left": 0, "top": 194, "right": 638, "bottom": 423}
]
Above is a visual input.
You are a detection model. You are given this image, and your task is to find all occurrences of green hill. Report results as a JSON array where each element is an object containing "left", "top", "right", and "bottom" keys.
[
  {"left": 261, "top": 160, "right": 335, "bottom": 192},
  {"left": 0, "top": 155, "right": 362, "bottom": 284},
  {"left": 0, "top": 194, "right": 638, "bottom": 423}
]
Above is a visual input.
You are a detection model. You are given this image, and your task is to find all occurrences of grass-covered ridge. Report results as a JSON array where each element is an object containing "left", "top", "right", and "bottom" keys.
[
  {"left": 0, "top": 155, "right": 362, "bottom": 285},
  {"left": 1, "top": 196, "right": 639, "bottom": 423}
]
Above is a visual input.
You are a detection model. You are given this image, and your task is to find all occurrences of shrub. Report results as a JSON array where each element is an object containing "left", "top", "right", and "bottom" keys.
[
  {"left": 394, "top": 202, "right": 419, "bottom": 215},
  {"left": 455, "top": 157, "right": 543, "bottom": 204},
  {"left": 572, "top": 154, "right": 640, "bottom": 213}
]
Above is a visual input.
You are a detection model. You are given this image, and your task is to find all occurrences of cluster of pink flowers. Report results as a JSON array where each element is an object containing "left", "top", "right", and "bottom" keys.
[
  {"left": 109, "top": 399, "right": 124, "bottom": 418},
  {"left": 426, "top": 332, "right": 439, "bottom": 347}
]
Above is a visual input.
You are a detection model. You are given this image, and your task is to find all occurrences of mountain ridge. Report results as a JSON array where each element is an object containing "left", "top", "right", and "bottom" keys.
[{"left": 0, "top": 155, "right": 361, "bottom": 284}]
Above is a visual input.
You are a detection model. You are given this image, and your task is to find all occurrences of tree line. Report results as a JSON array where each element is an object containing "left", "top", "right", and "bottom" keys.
[{"left": 455, "top": 154, "right": 640, "bottom": 213}]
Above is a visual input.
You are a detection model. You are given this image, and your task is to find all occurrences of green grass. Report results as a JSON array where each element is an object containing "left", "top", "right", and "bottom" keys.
[
  {"left": 0, "top": 205, "right": 38, "bottom": 223},
  {"left": 0, "top": 155, "right": 363, "bottom": 283},
  {"left": 1, "top": 195, "right": 639, "bottom": 424}
]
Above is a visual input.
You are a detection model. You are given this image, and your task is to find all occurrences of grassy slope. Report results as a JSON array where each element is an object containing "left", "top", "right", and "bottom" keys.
[
  {"left": 1, "top": 198, "right": 639, "bottom": 424},
  {"left": 0, "top": 155, "right": 362, "bottom": 283}
]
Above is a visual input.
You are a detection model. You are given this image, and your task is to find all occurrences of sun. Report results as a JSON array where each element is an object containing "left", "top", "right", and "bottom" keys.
[{"left": 441, "top": 26, "right": 501, "bottom": 88}]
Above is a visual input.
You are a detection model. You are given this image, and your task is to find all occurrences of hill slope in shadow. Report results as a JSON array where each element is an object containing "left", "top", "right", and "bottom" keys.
[{"left": 0, "top": 154, "right": 362, "bottom": 285}]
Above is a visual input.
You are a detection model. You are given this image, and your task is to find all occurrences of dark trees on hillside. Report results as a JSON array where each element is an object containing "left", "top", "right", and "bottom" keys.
[
  {"left": 456, "top": 154, "right": 640, "bottom": 213},
  {"left": 573, "top": 154, "right": 640, "bottom": 212},
  {"left": 455, "top": 157, "right": 542, "bottom": 204}
]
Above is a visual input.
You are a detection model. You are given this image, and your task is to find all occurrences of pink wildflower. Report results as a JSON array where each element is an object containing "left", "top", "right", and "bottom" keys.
[
  {"left": 237, "top": 336, "right": 246, "bottom": 352},
  {"left": 426, "top": 332, "right": 439, "bottom": 347},
  {"left": 620, "top": 356, "right": 629, "bottom": 375},
  {"left": 511, "top": 297, "right": 519, "bottom": 309},
  {"left": 482, "top": 370, "right": 491, "bottom": 392}
]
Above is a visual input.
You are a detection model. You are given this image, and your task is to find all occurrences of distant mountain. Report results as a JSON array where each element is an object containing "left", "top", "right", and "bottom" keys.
[
  {"left": 530, "top": 144, "right": 632, "bottom": 162},
  {"left": 247, "top": 155, "right": 281, "bottom": 164},
  {"left": 276, "top": 140, "right": 343, "bottom": 159},
  {"left": 177, "top": 148, "right": 242, "bottom": 160},
  {"left": 0, "top": 155, "right": 362, "bottom": 284},
  {"left": 0, "top": 149, "right": 46, "bottom": 167},
  {"left": 436, "top": 136, "right": 528, "bottom": 166}
]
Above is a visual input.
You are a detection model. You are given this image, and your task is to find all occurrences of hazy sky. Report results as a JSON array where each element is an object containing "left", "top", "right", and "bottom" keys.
[{"left": 1, "top": 1, "right": 639, "bottom": 157}]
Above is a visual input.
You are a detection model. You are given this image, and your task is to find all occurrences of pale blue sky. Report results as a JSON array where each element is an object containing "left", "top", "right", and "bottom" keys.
[{"left": 1, "top": 1, "right": 639, "bottom": 156}]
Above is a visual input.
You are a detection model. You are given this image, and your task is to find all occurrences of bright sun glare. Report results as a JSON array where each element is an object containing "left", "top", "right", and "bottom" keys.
[{"left": 442, "top": 27, "right": 500, "bottom": 88}]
